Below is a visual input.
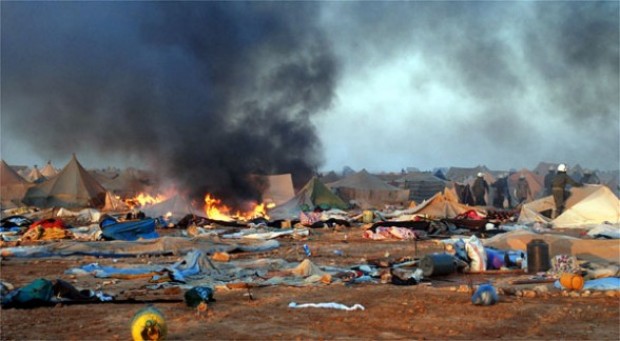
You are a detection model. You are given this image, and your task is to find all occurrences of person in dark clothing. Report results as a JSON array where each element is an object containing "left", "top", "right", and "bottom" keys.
[
  {"left": 581, "top": 169, "right": 600, "bottom": 185},
  {"left": 543, "top": 166, "right": 555, "bottom": 196},
  {"left": 552, "top": 164, "right": 583, "bottom": 218},
  {"left": 472, "top": 172, "right": 489, "bottom": 206},
  {"left": 515, "top": 174, "right": 531, "bottom": 204},
  {"left": 491, "top": 174, "right": 509, "bottom": 208}
]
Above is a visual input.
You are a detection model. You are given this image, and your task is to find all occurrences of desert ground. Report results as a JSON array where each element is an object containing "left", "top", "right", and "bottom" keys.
[{"left": 1, "top": 226, "right": 619, "bottom": 341}]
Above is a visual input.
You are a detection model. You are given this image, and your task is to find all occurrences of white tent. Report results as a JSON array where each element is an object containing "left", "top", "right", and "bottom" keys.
[
  {"left": 518, "top": 185, "right": 620, "bottom": 228},
  {"left": 553, "top": 185, "right": 620, "bottom": 228}
]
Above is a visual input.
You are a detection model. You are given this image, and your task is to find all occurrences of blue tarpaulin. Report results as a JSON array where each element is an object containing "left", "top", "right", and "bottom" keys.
[{"left": 101, "top": 218, "right": 159, "bottom": 241}]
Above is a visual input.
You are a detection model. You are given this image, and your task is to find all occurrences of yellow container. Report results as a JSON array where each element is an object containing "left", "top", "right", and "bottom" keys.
[
  {"left": 362, "top": 210, "right": 374, "bottom": 224},
  {"left": 131, "top": 306, "right": 167, "bottom": 341},
  {"left": 560, "top": 273, "right": 584, "bottom": 291}
]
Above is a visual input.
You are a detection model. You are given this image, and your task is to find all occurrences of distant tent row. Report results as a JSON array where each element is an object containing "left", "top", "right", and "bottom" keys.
[
  {"left": 326, "top": 169, "right": 410, "bottom": 209},
  {"left": 1, "top": 156, "right": 159, "bottom": 211},
  {"left": 395, "top": 172, "right": 446, "bottom": 203}
]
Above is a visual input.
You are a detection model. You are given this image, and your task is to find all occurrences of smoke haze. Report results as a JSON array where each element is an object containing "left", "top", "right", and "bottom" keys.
[{"left": 2, "top": 2, "right": 618, "bottom": 202}]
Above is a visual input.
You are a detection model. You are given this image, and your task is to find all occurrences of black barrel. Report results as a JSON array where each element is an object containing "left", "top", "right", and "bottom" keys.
[
  {"left": 419, "top": 253, "right": 456, "bottom": 277},
  {"left": 527, "top": 239, "right": 550, "bottom": 273}
]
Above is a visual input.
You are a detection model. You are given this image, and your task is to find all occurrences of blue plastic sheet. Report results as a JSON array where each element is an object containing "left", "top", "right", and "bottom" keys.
[{"left": 101, "top": 218, "right": 159, "bottom": 241}]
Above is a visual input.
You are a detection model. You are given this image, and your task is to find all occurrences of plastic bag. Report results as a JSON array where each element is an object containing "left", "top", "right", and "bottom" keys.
[{"left": 465, "top": 236, "right": 487, "bottom": 272}]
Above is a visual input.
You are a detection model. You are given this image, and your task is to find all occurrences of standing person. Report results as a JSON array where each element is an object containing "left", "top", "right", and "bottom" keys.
[
  {"left": 472, "top": 172, "right": 489, "bottom": 206},
  {"left": 491, "top": 174, "right": 509, "bottom": 208},
  {"left": 581, "top": 169, "right": 600, "bottom": 185},
  {"left": 515, "top": 174, "right": 531, "bottom": 204},
  {"left": 552, "top": 164, "right": 583, "bottom": 218},
  {"left": 543, "top": 166, "right": 555, "bottom": 196}
]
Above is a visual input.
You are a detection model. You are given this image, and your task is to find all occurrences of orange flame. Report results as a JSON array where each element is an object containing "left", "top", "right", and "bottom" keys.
[
  {"left": 125, "top": 192, "right": 167, "bottom": 208},
  {"left": 203, "top": 194, "right": 270, "bottom": 221}
]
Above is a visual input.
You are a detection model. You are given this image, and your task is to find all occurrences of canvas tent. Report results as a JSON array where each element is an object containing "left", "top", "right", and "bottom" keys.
[
  {"left": 0, "top": 160, "right": 32, "bottom": 209},
  {"left": 552, "top": 185, "right": 620, "bottom": 228},
  {"left": 40, "top": 161, "right": 58, "bottom": 178},
  {"left": 27, "top": 166, "right": 45, "bottom": 183},
  {"left": 396, "top": 172, "right": 446, "bottom": 204},
  {"left": 327, "top": 169, "right": 410, "bottom": 209},
  {"left": 518, "top": 185, "right": 620, "bottom": 228},
  {"left": 405, "top": 188, "right": 479, "bottom": 219},
  {"left": 22, "top": 155, "right": 107, "bottom": 208},
  {"left": 102, "top": 191, "right": 131, "bottom": 212},
  {"left": 507, "top": 168, "right": 544, "bottom": 202},
  {"left": 261, "top": 174, "right": 295, "bottom": 206},
  {"left": 269, "top": 176, "right": 348, "bottom": 220}
]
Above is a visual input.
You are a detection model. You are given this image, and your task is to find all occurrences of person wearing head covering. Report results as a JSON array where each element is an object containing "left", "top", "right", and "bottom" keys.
[
  {"left": 581, "top": 169, "right": 600, "bottom": 185},
  {"left": 472, "top": 172, "right": 489, "bottom": 206},
  {"left": 552, "top": 164, "right": 583, "bottom": 218},
  {"left": 491, "top": 174, "right": 510, "bottom": 209},
  {"left": 543, "top": 166, "right": 555, "bottom": 196},
  {"left": 515, "top": 174, "right": 531, "bottom": 204}
]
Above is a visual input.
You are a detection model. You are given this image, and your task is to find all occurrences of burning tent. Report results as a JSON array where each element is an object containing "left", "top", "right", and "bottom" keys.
[
  {"left": 22, "top": 154, "right": 107, "bottom": 208},
  {"left": 142, "top": 194, "right": 199, "bottom": 219},
  {"left": 102, "top": 192, "right": 130, "bottom": 212}
]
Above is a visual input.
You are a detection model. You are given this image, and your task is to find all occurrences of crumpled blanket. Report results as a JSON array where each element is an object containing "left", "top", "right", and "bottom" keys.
[
  {"left": 300, "top": 212, "right": 322, "bottom": 226},
  {"left": 22, "top": 226, "right": 73, "bottom": 241},
  {"left": 363, "top": 226, "right": 417, "bottom": 240}
]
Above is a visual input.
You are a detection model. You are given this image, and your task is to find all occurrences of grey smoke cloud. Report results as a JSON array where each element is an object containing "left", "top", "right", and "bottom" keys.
[{"left": 315, "top": 1, "right": 618, "bottom": 171}]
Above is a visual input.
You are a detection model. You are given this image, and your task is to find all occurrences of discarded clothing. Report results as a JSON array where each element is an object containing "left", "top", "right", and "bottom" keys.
[
  {"left": 288, "top": 302, "right": 365, "bottom": 311},
  {"left": 185, "top": 286, "right": 215, "bottom": 307},
  {"left": 22, "top": 218, "right": 73, "bottom": 241},
  {"left": 0, "top": 215, "right": 33, "bottom": 229},
  {"left": 1, "top": 278, "right": 113, "bottom": 308},
  {"left": 363, "top": 226, "right": 418, "bottom": 240},
  {"left": 549, "top": 255, "right": 580, "bottom": 276}
]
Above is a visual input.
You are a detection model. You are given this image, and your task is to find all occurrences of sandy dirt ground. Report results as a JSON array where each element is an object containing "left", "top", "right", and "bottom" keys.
[{"left": 1, "top": 227, "right": 619, "bottom": 340}]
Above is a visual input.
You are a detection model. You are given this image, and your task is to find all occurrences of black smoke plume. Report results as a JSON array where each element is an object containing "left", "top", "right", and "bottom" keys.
[{"left": 1, "top": 2, "right": 338, "bottom": 206}]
